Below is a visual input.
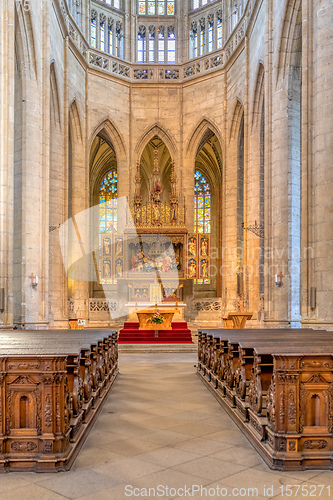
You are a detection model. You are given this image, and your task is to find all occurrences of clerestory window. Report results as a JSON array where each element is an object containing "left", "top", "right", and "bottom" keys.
[{"left": 138, "top": 0, "right": 175, "bottom": 15}]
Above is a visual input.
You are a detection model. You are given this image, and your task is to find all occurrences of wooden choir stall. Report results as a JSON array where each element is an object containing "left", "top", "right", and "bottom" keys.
[{"left": 197, "top": 328, "right": 333, "bottom": 471}]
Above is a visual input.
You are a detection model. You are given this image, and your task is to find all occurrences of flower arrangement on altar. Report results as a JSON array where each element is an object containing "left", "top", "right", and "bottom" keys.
[{"left": 150, "top": 310, "right": 164, "bottom": 325}]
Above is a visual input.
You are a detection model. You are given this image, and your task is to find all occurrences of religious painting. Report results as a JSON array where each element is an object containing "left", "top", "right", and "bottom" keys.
[
  {"left": 132, "top": 288, "right": 142, "bottom": 301},
  {"left": 103, "top": 260, "right": 111, "bottom": 279},
  {"left": 115, "top": 258, "right": 123, "bottom": 279},
  {"left": 188, "top": 258, "right": 197, "bottom": 279},
  {"left": 115, "top": 237, "right": 123, "bottom": 257},
  {"left": 200, "top": 259, "right": 209, "bottom": 279},
  {"left": 200, "top": 236, "right": 209, "bottom": 257},
  {"left": 187, "top": 235, "right": 197, "bottom": 257},
  {"left": 103, "top": 237, "right": 111, "bottom": 256}
]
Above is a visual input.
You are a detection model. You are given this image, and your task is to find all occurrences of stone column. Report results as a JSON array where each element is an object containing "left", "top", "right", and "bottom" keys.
[
  {"left": 311, "top": 0, "right": 333, "bottom": 329},
  {"left": 0, "top": 0, "right": 15, "bottom": 328}
]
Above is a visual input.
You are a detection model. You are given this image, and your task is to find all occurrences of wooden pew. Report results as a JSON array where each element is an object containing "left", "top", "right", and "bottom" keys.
[{"left": 197, "top": 328, "right": 333, "bottom": 470}]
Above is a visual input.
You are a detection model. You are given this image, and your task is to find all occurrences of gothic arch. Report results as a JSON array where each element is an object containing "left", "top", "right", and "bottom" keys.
[
  {"left": 15, "top": 1, "right": 37, "bottom": 80},
  {"left": 69, "top": 99, "right": 83, "bottom": 143},
  {"left": 89, "top": 119, "right": 126, "bottom": 163},
  {"left": 186, "top": 118, "right": 223, "bottom": 162},
  {"left": 230, "top": 99, "right": 244, "bottom": 141},
  {"left": 252, "top": 62, "right": 265, "bottom": 129},
  {"left": 134, "top": 124, "right": 177, "bottom": 161},
  {"left": 277, "top": 0, "right": 302, "bottom": 83},
  {"left": 50, "top": 62, "right": 61, "bottom": 129}
]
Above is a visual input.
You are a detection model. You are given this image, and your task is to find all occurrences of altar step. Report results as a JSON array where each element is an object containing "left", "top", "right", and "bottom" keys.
[{"left": 118, "top": 322, "right": 193, "bottom": 344}]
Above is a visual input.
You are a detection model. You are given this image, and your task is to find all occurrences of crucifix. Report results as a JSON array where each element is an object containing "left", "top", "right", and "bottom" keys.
[
  {"left": 275, "top": 272, "right": 284, "bottom": 287},
  {"left": 28, "top": 273, "right": 38, "bottom": 288}
]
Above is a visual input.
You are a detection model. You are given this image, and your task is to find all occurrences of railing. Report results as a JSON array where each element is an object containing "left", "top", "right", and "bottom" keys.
[{"left": 60, "top": 0, "right": 255, "bottom": 83}]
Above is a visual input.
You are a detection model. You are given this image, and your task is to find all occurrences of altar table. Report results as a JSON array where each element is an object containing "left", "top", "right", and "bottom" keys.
[{"left": 137, "top": 310, "right": 176, "bottom": 330}]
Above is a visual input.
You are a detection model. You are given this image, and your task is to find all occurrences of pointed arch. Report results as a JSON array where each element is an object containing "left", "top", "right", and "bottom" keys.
[
  {"left": 252, "top": 62, "right": 265, "bottom": 129},
  {"left": 134, "top": 124, "right": 177, "bottom": 161},
  {"left": 90, "top": 119, "right": 126, "bottom": 163},
  {"left": 230, "top": 99, "right": 244, "bottom": 141},
  {"left": 186, "top": 118, "right": 223, "bottom": 161},
  {"left": 15, "top": 1, "right": 37, "bottom": 79},
  {"left": 69, "top": 99, "right": 83, "bottom": 143},
  {"left": 277, "top": 0, "right": 302, "bottom": 83},
  {"left": 50, "top": 62, "right": 61, "bottom": 129}
]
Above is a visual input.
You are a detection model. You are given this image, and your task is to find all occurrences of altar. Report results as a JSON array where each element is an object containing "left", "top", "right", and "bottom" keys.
[
  {"left": 136, "top": 310, "right": 175, "bottom": 330},
  {"left": 125, "top": 302, "right": 186, "bottom": 322}
]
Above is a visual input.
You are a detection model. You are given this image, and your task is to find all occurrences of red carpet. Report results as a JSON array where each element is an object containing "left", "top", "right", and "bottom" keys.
[{"left": 118, "top": 322, "right": 193, "bottom": 344}]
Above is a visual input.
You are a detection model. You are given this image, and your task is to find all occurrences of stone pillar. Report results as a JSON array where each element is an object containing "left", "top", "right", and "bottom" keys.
[
  {"left": 311, "top": 0, "right": 333, "bottom": 329},
  {"left": 0, "top": 0, "right": 15, "bottom": 328},
  {"left": 12, "top": 1, "right": 50, "bottom": 329}
]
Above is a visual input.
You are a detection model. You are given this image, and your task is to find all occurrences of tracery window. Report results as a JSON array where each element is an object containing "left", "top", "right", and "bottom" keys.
[
  {"left": 103, "top": 0, "right": 121, "bottom": 8},
  {"left": 100, "top": 15, "right": 106, "bottom": 51},
  {"left": 158, "top": 28, "right": 165, "bottom": 62},
  {"left": 194, "top": 171, "right": 211, "bottom": 285},
  {"left": 149, "top": 27, "right": 155, "bottom": 63},
  {"left": 137, "top": 25, "right": 175, "bottom": 63},
  {"left": 99, "top": 171, "right": 118, "bottom": 284},
  {"left": 167, "top": 27, "right": 176, "bottom": 63},
  {"left": 91, "top": 10, "right": 97, "bottom": 48},
  {"left": 190, "top": 22, "right": 198, "bottom": 58},
  {"left": 138, "top": 0, "right": 175, "bottom": 15},
  {"left": 208, "top": 16, "right": 214, "bottom": 52},
  {"left": 217, "top": 11, "right": 223, "bottom": 48},
  {"left": 115, "top": 21, "right": 123, "bottom": 58},
  {"left": 194, "top": 170, "right": 211, "bottom": 234},
  {"left": 99, "top": 171, "right": 118, "bottom": 234},
  {"left": 108, "top": 20, "right": 113, "bottom": 54},
  {"left": 199, "top": 19, "right": 205, "bottom": 56},
  {"left": 137, "top": 27, "right": 146, "bottom": 63},
  {"left": 192, "top": 0, "right": 216, "bottom": 10}
]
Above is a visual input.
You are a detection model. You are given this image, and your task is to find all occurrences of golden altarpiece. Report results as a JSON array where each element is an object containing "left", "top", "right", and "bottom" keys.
[{"left": 98, "top": 150, "right": 211, "bottom": 309}]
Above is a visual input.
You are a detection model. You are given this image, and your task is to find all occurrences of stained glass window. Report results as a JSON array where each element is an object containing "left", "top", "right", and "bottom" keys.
[
  {"left": 158, "top": 30, "right": 164, "bottom": 63},
  {"left": 91, "top": 16, "right": 97, "bottom": 48},
  {"left": 194, "top": 170, "right": 211, "bottom": 234},
  {"left": 149, "top": 31, "right": 155, "bottom": 62},
  {"left": 192, "top": 0, "right": 217, "bottom": 9},
  {"left": 194, "top": 171, "right": 211, "bottom": 284},
  {"left": 138, "top": 0, "right": 174, "bottom": 16},
  {"left": 108, "top": 24, "right": 113, "bottom": 54},
  {"left": 100, "top": 20, "right": 105, "bottom": 51},
  {"left": 99, "top": 171, "right": 118, "bottom": 235},
  {"left": 167, "top": 1, "right": 174, "bottom": 15},
  {"left": 103, "top": 0, "right": 120, "bottom": 7},
  {"left": 167, "top": 31, "right": 176, "bottom": 63},
  {"left": 200, "top": 25, "right": 205, "bottom": 55},
  {"left": 139, "top": 1, "right": 146, "bottom": 14},
  {"left": 99, "top": 171, "right": 118, "bottom": 285},
  {"left": 138, "top": 31, "right": 146, "bottom": 63},
  {"left": 148, "top": 0, "right": 155, "bottom": 14},
  {"left": 208, "top": 19, "right": 213, "bottom": 52},
  {"left": 217, "top": 18, "right": 223, "bottom": 48}
]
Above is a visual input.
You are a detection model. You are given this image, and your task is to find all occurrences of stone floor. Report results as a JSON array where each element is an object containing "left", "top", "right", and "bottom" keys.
[{"left": 0, "top": 353, "right": 331, "bottom": 500}]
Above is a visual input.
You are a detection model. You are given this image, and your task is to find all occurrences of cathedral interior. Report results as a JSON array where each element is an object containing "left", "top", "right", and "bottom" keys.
[{"left": 0, "top": 0, "right": 332, "bottom": 488}]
